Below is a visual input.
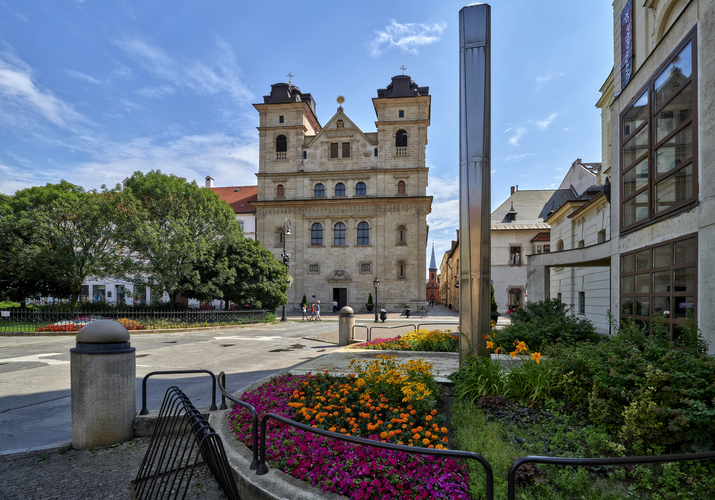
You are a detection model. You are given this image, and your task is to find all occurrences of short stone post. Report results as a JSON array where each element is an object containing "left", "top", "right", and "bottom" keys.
[
  {"left": 338, "top": 306, "right": 355, "bottom": 346},
  {"left": 71, "top": 320, "right": 136, "bottom": 449}
]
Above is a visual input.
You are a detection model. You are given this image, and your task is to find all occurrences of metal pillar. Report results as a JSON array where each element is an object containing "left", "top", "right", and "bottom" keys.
[{"left": 459, "top": 3, "right": 491, "bottom": 362}]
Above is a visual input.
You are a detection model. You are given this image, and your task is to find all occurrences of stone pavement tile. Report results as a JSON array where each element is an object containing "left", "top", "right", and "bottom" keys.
[{"left": 0, "top": 439, "right": 226, "bottom": 500}]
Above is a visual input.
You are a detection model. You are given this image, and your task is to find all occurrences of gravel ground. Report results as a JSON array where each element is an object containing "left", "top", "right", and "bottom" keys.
[{"left": 0, "top": 438, "right": 226, "bottom": 500}]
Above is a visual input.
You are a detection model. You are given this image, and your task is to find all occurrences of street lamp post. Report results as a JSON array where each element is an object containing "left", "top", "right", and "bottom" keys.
[
  {"left": 280, "top": 219, "right": 291, "bottom": 322},
  {"left": 373, "top": 277, "right": 379, "bottom": 323}
]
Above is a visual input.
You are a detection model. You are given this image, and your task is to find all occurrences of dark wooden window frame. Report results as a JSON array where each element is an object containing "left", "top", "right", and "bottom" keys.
[
  {"left": 311, "top": 223, "right": 323, "bottom": 246},
  {"left": 314, "top": 183, "right": 325, "bottom": 197},
  {"left": 397, "top": 180, "right": 406, "bottom": 194},
  {"left": 619, "top": 232, "right": 697, "bottom": 339},
  {"left": 342, "top": 142, "right": 351, "bottom": 158},
  {"left": 395, "top": 129, "right": 408, "bottom": 148},
  {"left": 355, "top": 182, "right": 367, "bottom": 196},
  {"left": 357, "top": 221, "right": 370, "bottom": 246},
  {"left": 335, "top": 183, "right": 345, "bottom": 197},
  {"left": 333, "top": 222, "right": 346, "bottom": 246},
  {"left": 276, "top": 135, "right": 287, "bottom": 152},
  {"left": 330, "top": 143, "right": 339, "bottom": 158},
  {"left": 619, "top": 27, "right": 698, "bottom": 233},
  {"left": 276, "top": 184, "right": 284, "bottom": 198}
]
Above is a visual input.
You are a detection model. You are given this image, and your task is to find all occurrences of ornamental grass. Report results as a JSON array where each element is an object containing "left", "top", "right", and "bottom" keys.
[{"left": 229, "top": 356, "right": 469, "bottom": 499}]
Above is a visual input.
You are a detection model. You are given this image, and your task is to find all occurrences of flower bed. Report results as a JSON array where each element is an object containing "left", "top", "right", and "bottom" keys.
[
  {"left": 348, "top": 329, "right": 458, "bottom": 352},
  {"left": 229, "top": 356, "right": 469, "bottom": 499}
]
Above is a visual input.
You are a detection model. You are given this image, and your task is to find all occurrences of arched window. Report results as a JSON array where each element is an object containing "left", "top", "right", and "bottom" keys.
[
  {"left": 398, "top": 260, "right": 406, "bottom": 279},
  {"left": 335, "top": 183, "right": 345, "bottom": 196},
  {"left": 395, "top": 129, "right": 407, "bottom": 148},
  {"left": 355, "top": 182, "right": 366, "bottom": 196},
  {"left": 397, "top": 180, "right": 406, "bottom": 194},
  {"left": 311, "top": 223, "right": 323, "bottom": 246},
  {"left": 397, "top": 225, "right": 406, "bottom": 245},
  {"left": 557, "top": 239, "right": 564, "bottom": 251},
  {"left": 334, "top": 222, "right": 346, "bottom": 246},
  {"left": 357, "top": 222, "right": 369, "bottom": 246},
  {"left": 276, "top": 184, "right": 284, "bottom": 198},
  {"left": 314, "top": 183, "right": 325, "bottom": 197},
  {"left": 276, "top": 135, "right": 287, "bottom": 152}
]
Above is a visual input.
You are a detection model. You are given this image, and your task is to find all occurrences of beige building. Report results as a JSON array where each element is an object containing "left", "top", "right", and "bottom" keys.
[
  {"left": 251, "top": 76, "right": 432, "bottom": 313},
  {"left": 528, "top": 0, "right": 714, "bottom": 352}
]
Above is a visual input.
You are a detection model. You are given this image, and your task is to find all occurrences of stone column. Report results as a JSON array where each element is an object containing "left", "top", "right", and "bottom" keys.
[
  {"left": 338, "top": 306, "right": 355, "bottom": 346},
  {"left": 71, "top": 320, "right": 136, "bottom": 449}
]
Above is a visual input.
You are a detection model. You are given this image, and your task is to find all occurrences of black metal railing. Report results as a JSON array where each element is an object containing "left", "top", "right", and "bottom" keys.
[
  {"left": 507, "top": 451, "right": 715, "bottom": 500},
  {"left": 217, "top": 371, "right": 260, "bottom": 470},
  {"left": 257, "top": 412, "right": 494, "bottom": 500},
  {"left": 0, "top": 308, "right": 272, "bottom": 334},
  {"left": 140, "top": 370, "right": 227, "bottom": 415}
]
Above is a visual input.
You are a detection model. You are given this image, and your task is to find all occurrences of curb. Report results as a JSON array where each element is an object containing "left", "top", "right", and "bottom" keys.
[
  {"left": 0, "top": 321, "right": 277, "bottom": 337},
  {"left": 0, "top": 441, "right": 72, "bottom": 458}
]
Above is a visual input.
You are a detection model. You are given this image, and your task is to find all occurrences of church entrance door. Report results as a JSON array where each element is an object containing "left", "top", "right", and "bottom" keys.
[{"left": 333, "top": 288, "right": 347, "bottom": 310}]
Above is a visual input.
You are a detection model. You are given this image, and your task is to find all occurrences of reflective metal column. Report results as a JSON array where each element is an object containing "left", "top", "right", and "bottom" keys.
[{"left": 459, "top": 3, "right": 491, "bottom": 362}]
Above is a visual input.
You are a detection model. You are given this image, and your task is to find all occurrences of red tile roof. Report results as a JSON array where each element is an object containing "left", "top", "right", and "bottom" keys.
[{"left": 209, "top": 185, "right": 257, "bottom": 214}]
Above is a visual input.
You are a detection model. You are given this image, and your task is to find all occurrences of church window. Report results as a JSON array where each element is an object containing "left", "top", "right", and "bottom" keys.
[
  {"left": 276, "top": 184, "right": 284, "bottom": 198},
  {"left": 314, "top": 183, "right": 325, "bottom": 197},
  {"left": 303, "top": 151, "right": 307, "bottom": 160},
  {"left": 395, "top": 129, "right": 408, "bottom": 148},
  {"left": 397, "top": 180, "right": 406, "bottom": 194},
  {"left": 276, "top": 228, "right": 285, "bottom": 246},
  {"left": 396, "top": 225, "right": 407, "bottom": 245},
  {"left": 279, "top": 115, "right": 284, "bottom": 123},
  {"left": 330, "top": 143, "right": 339, "bottom": 158},
  {"left": 342, "top": 142, "right": 351, "bottom": 158},
  {"left": 356, "top": 182, "right": 366, "bottom": 196},
  {"left": 398, "top": 260, "right": 406, "bottom": 279},
  {"left": 311, "top": 223, "right": 323, "bottom": 246},
  {"left": 276, "top": 135, "right": 287, "bottom": 152},
  {"left": 334, "top": 222, "right": 346, "bottom": 246},
  {"left": 357, "top": 222, "right": 370, "bottom": 245},
  {"left": 399, "top": 110, "right": 404, "bottom": 118},
  {"left": 374, "top": 148, "right": 378, "bottom": 157},
  {"left": 621, "top": 30, "right": 697, "bottom": 231},
  {"left": 335, "top": 183, "right": 345, "bottom": 196}
]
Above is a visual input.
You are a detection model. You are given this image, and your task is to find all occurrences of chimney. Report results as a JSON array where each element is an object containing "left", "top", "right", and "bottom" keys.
[
  {"left": 456, "top": 229, "right": 459, "bottom": 240},
  {"left": 205, "top": 176, "right": 214, "bottom": 188},
  {"left": 510, "top": 186, "right": 515, "bottom": 195},
  {"left": 516, "top": 185, "right": 518, "bottom": 191}
]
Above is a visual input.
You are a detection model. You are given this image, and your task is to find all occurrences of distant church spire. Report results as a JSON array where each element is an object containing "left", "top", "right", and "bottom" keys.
[{"left": 429, "top": 241, "right": 437, "bottom": 270}]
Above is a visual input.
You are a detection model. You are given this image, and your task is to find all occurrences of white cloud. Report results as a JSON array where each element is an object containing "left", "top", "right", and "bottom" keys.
[
  {"left": 368, "top": 20, "right": 446, "bottom": 57},
  {"left": 0, "top": 162, "right": 37, "bottom": 194},
  {"left": 112, "top": 62, "right": 135, "bottom": 80},
  {"left": 505, "top": 153, "right": 533, "bottom": 162},
  {"left": 536, "top": 113, "right": 557, "bottom": 130},
  {"left": 504, "top": 127, "right": 512, "bottom": 133},
  {"left": 556, "top": 167, "right": 564, "bottom": 171},
  {"left": 65, "top": 69, "right": 101, "bottom": 84},
  {"left": 535, "top": 71, "right": 564, "bottom": 85},
  {"left": 563, "top": 127, "right": 569, "bottom": 132},
  {"left": 137, "top": 84, "right": 175, "bottom": 98},
  {"left": 115, "top": 36, "right": 252, "bottom": 102},
  {"left": 16, "top": 13, "right": 28, "bottom": 22},
  {"left": 508, "top": 127, "right": 526, "bottom": 146}
]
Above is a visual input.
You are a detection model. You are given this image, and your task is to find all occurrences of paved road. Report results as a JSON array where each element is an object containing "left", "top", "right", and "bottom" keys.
[{"left": 0, "top": 320, "right": 341, "bottom": 455}]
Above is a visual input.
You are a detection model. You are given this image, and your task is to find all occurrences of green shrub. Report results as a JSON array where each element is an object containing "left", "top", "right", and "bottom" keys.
[
  {"left": 496, "top": 298, "right": 601, "bottom": 351},
  {"left": 490, "top": 284, "right": 498, "bottom": 314}
]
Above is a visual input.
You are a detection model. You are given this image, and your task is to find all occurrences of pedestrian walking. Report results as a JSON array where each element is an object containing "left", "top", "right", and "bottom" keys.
[
  {"left": 301, "top": 304, "right": 308, "bottom": 320},
  {"left": 310, "top": 303, "right": 316, "bottom": 321},
  {"left": 315, "top": 301, "right": 321, "bottom": 321},
  {"left": 332, "top": 299, "right": 338, "bottom": 313}
]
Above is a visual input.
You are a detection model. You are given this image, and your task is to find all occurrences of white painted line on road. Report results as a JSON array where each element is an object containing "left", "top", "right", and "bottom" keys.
[
  {"left": 1, "top": 353, "right": 69, "bottom": 365},
  {"left": 213, "top": 336, "right": 282, "bottom": 341}
]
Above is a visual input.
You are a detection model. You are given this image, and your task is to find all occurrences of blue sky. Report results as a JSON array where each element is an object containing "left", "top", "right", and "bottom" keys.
[{"left": 0, "top": 0, "right": 613, "bottom": 267}]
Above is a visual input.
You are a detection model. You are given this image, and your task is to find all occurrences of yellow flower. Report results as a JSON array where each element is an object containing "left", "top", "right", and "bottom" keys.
[
  {"left": 510, "top": 351, "right": 517, "bottom": 359},
  {"left": 531, "top": 352, "right": 542, "bottom": 364},
  {"left": 486, "top": 341, "right": 494, "bottom": 349}
]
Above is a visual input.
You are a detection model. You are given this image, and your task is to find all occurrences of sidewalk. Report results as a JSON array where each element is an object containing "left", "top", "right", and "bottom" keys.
[{"left": 290, "top": 303, "right": 460, "bottom": 322}]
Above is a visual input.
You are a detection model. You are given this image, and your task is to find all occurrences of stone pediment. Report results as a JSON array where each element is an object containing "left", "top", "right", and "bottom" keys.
[
  {"left": 327, "top": 270, "right": 352, "bottom": 283},
  {"left": 305, "top": 107, "right": 376, "bottom": 147}
]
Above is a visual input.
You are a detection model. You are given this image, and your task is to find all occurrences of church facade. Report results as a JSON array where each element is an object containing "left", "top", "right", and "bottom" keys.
[{"left": 251, "top": 75, "right": 432, "bottom": 313}]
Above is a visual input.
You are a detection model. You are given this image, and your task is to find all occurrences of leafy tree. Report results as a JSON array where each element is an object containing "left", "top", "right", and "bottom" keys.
[
  {"left": 0, "top": 182, "right": 120, "bottom": 304},
  {"left": 114, "top": 170, "right": 239, "bottom": 308},
  {"left": 301, "top": 295, "right": 308, "bottom": 306},
  {"left": 490, "top": 284, "right": 498, "bottom": 313}
]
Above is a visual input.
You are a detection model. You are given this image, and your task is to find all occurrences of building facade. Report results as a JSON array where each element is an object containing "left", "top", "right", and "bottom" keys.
[
  {"left": 207, "top": 179, "right": 258, "bottom": 240},
  {"left": 251, "top": 76, "right": 432, "bottom": 313},
  {"left": 426, "top": 243, "right": 440, "bottom": 304}
]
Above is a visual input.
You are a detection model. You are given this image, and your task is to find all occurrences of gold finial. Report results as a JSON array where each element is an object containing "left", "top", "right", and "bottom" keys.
[
  {"left": 287, "top": 72, "right": 294, "bottom": 84},
  {"left": 400, "top": 65, "right": 407, "bottom": 75},
  {"left": 337, "top": 96, "right": 345, "bottom": 104}
]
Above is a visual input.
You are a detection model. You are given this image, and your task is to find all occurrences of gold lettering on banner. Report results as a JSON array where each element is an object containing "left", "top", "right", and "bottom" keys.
[{"left": 325, "top": 131, "right": 356, "bottom": 137}]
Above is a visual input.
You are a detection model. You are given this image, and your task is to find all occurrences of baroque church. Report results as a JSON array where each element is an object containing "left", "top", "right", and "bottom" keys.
[{"left": 251, "top": 75, "right": 433, "bottom": 313}]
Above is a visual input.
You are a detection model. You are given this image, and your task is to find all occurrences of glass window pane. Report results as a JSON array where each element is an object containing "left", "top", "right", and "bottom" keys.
[
  {"left": 653, "top": 245, "right": 671, "bottom": 267},
  {"left": 623, "top": 124, "right": 649, "bottom": 167},
  {"left": 635, "top": 273, "right": 650, "bottom": 293},
  {"left": 674, "top": 267, "right": 696, "bottom": 292},
  {"left": 621, "top": 298, "right": 633, "bottom": 315},
  {"left": 656, "top": 123, "right": 692, "bottom": 175},
  {"left": 623, "top": 191, "right": 649, "bottom": 226},
  {"left": 623, "top": 158, "right": 648, "bottom": 197},
  {"left": 623, "top": 91, "right": 648, "bottom": 138},
  {"left": 655, "top": 41, "right": 692, "bottom": 109},
  {"left": 655, "top": 82, "right": 692, "bottom": 143},
  {"left": 674, "top": 238, "right": 696, "bottom": 264},
  {"left": 621, "top": 254, "right": 634, "bottom": 273},
  {"left": 674, "top": 296, "right": 696, "bottom": 319},
  {"left": 636, "top": 250, "right": 651, "bottom": 270},
  {"left": 656, "top": 164, "right": 693, "bottom": 213},
  {"left": 621, "top": 276, "right": 633, "bottom": 294},
  {"left": 653, "top": 297, "right": 671, "bottom": 318},
  {"left": 653, "top": 270, "right": 671, "bottom": 292},
  {"left": 635, "top": 297, "right": 650, "bottom": 316}
]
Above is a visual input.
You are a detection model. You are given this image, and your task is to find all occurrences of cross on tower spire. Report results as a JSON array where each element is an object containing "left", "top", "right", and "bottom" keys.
[
  {"left": 287, "top": 72, "right": 294, "bottom": 84},
  {"left": 399, "top": 65, "right": 407, "bottom": 75}
]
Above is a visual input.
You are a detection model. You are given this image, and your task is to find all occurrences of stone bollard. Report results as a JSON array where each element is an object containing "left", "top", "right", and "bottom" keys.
[
  {"left": 70, "top": 320, "right": 136, "bottom": 449},
  {"left": 338, "top": 306, "right": 355, "bottom": 346}
]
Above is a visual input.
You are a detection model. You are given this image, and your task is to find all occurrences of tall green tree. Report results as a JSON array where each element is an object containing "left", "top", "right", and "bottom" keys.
[
  {"left": 114, "top": 170, "right": 238, "bottom": 308},
  {"left": 0, "top": 182, "right": 120, "bottom": 304}
]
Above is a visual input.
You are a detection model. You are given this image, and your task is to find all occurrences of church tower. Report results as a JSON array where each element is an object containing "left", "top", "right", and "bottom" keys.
[{"left": 426, "top": 242, "right": 440, "bottom": 304}]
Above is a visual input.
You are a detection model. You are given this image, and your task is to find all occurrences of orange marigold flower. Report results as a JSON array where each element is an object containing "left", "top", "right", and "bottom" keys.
[
  {"left": 431, "top": 409, "right": 437, "bottom": 416},
  {"left": 380, "top": 432, "right": 388, "bottom": 439},
  {"left": 422, "top": 438, "right": 430, "bottom": 446},
  {"left": 413, "top": 434, "right": 420, "bottom": 440},
  {"left": 426, "top": 415, "right": 432, "bottom": 421}
]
